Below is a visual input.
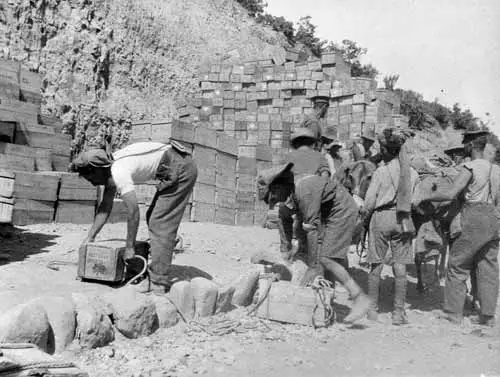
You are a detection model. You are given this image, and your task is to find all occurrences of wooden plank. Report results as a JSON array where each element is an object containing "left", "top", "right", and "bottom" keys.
[
  {"left": 190, "top": 201, "right": 215, "bottom": 223},
  {"left": 215, "top": 207, "right": 235, "bottom": 225},
  {"left": 39, "top": 114, "right": 64, "bottom": 133},
  {"left": 13, "top": 171, "right": 60, "bottom": 201},
  {"left": 256, "top": 281, "right": 334, "bottom": 326},
  {"left": 215, "top": 188, "right": 236, "bottom": 208},
  {"left": 12, "top": 198, "right": 55, "bottom": 225},
  {"left": 55, "top": 200, "right": 96, "bottom": 224},
  {"left": 0, "top": 344, "right": 88, "bottom": 376},
  {"left": 236, "top": 191, "right": 255, "bottom": 211}
]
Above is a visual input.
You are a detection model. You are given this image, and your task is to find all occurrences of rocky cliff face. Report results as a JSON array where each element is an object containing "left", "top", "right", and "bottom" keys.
[{"left": 0, "top": 0, "right": 286, "bottom": 147}]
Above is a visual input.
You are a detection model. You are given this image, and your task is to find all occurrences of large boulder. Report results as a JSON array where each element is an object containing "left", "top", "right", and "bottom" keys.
[
  {"left": 168, "top": 281, "right": 194, "bottom": 321},
  {"left": 72, "top": 293, "right": 114, "bottom": 349},
  {"left": 190, "top": 277, "right": 218, "bottom": 319},
  {"left": 215, "top": 285, "right": 235, "bottom": 314},
  {"left": 151, "top": 296, "right": 180, "bottom": 328},
  {"left": 0, "top": 301, "right": 51, "bottom": 352},
  {"left": 231, "top": 270, "right": 260, "bottom": 307},
  {"left": 104, "top": 287, "right": 158, "bottom": 338},
  {"left": 35, "top": 296, "right": 76, "bottom": 354}
]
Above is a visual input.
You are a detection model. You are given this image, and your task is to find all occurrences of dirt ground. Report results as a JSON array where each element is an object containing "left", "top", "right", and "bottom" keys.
[{"left": 1, "top": 221, "right": 500, "bottom": 377}]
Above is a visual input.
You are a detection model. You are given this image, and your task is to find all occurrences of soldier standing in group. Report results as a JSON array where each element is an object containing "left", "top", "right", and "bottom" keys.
[
  {"left": 362, "top": 128, "right": 418, "bottom": 325},
  {"left": 351, "top": 127, "right": 382, "bottom": 164},
  {"left": 444, "top": 145, "right": 466, "bottom": 165},
  {"left": 414, "top": 130, "right": 500, "bottom": 326},
  {"left": 299, "top": 95, "right": 331, "bottom": 150},
  {"left": 321, "top": 125, "right": 345, "bottom": 177}
]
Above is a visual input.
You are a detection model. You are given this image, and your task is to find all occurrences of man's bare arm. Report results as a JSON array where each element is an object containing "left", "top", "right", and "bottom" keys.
[{"left": 85, "top": 182, "right": 116, "bottom": 242}]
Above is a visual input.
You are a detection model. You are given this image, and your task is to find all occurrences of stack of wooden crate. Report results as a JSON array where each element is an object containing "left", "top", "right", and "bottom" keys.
[
  {"left": 53, "top": 173, "right": 98, "bottom": 224},
  {"left": 0, "top": 170, "right": 14, "bottom": 224}
]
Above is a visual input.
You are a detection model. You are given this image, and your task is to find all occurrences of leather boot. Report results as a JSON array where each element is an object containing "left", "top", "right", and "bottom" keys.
[
  {"left": 367, "top": 266, "right": 381, "bottom": 320},
  {"left": 343, "top": 278, "right": 372, "bottom": 323},
  {"left": 392, "top": 275, "right": 409, "bottom": 325}
]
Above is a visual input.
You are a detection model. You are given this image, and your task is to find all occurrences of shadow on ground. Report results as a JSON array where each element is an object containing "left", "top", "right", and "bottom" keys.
[{"left": 0, "top": 225, "right": 59, "bottom": 265}]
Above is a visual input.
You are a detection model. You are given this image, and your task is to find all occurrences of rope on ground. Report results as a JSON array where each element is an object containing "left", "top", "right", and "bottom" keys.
[
  {"left": 124, "top": 255, "right": 148, "bottom": 286},
  {"left": 310, "top": 276, "right": 335, "bottom": 329},
  {"left": 0, "top": 343, "right": 76, "bottom": 374}
]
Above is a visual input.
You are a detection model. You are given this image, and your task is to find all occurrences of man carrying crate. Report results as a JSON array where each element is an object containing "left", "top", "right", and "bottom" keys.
[{"left": 70, "top": 140, "right": 197, "bottom": 293}]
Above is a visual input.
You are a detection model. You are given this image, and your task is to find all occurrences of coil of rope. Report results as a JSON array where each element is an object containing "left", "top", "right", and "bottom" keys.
[
  {"left": 310, "top": 276, "right": 335, "bottom": 329},
  {"left": 0, "top": 343, "right": 76, "bottom": 375}
]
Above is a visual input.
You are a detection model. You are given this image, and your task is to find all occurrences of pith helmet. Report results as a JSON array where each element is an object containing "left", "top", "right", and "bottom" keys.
[
  {"left": 257, "top": 162, "right": 294, "bottom": 203},
  {"left": 462, "top": 130, "right": 489, "bottom": 144},
  {"left": 309, "top": 95, "right": 330, "bottom": 105}
]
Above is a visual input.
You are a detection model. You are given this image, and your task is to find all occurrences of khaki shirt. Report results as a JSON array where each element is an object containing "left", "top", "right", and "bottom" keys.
[
  {"left": 463, "top": 159, "right": 500, "bottom": 205},
  {"left": 364, "top": 159, "right": 418, "bottom": 213}
]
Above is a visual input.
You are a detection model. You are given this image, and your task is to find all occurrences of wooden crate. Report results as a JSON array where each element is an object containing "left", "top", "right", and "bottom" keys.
[
  {"left": 19, "top": 68, "right": 42, "bottom": 105},
  {"left": 48, "top": 172, "right": 98, "bottom": 201},
  {"left": 0, "top": 153, "right": 35, "bottom": 172},
  {"left": 215, "top": 188, "right": 236, "bottom": 208},
  {"left": 13, "top": 171, "right": 59, "bottom": 201},
  {"left": 12, "top": 198, "right": 55, "bottom": 225},
  {"left": 0, "top": 99, "right": 39, "bottom": 125},
  {"left": 15, "top": 126, "right": 71, "bottom": 157},
  {"left": 52, "top": 153, "right": 71, "bottom": 172},
  {"left": 192, "top": 182, "right": 215, "bottom": 204},
  {"left": 216, "top": 171, "right": 236, "bottom": 191},
  {"left": 0, "top": 170, "right": 15, "bottom": 198},
  {"left": 182, "top": 202, "right": 192, "bottom": 222},
  {"left": 237, "top": 156, "right": 257, "bottom": 175},
  {"left": 194, "top": 126, "right": 217, "bottom": 149},
  {"left": 256, "top": 281, "right": 334, "bottom": 326},
  {"left": 236, "top": 191, "right": 255, "bottom": 211},
  {"left": 216, "top": 132, "right": 238, "bottom": 156},
  {"left": 216, "top": 152, "right": 237, "bottom": 174},
  {"left": 193, "top": 145, "right": 216, "bottom": 185},
  {"left": 0, "top": 59, "right": 20, "bottom": 100},
  {"left": 0, "top": 141, "right": 51, "bottom": 171},
  {"left": 190, "top": 201, "right": 215, "bottom": 223},
  {"left": 55, "top": 200, "right": 96, "bottom": 224},
  {"left": 236, "top": 174, "right": 256, "bottom": 193},
  {"left": 0, "top": 196, "right": 14, "bottom": 223},
  {"left": 130, "top": 121, "right": 152, "bottom": 142},
  {"left": 151, "top": 119, "right": 195, "bottom": 144},
  {"left": 0, "top": 121, "right": 16, "bottom": 142},
  {"left": 235, "top": 210, "right": 255, "bottom": 226},
  {"left": 215, "top": 207, "right": 235, "bottom": 225}
]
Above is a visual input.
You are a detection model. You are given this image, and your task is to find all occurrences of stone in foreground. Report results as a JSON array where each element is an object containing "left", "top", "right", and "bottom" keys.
[{"left": 0, "top": 301, "right": 51, "bottom": 352}]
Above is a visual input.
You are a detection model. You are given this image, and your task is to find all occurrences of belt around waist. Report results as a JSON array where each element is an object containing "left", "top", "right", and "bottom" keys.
[{"left": 375, "top": 203, "right": 396, "bottom": 212}]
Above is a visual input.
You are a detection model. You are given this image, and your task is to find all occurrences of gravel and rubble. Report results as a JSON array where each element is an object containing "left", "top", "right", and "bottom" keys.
[{"left": 1, "top": 221, "right": 500, "bottom": 377}]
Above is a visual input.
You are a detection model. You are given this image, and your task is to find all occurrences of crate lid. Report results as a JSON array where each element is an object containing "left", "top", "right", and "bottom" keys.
[
  {"left": 0, "top": 196, "right": 14, "bottom": 204},
  {"left": 0, "top": 170, "right": 15, "bottom": 179}
]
